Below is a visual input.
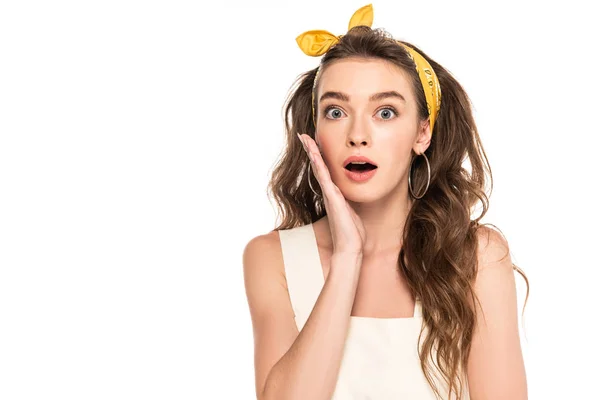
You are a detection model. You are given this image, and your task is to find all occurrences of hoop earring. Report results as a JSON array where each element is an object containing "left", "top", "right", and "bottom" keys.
[
  {"left": 307, "top": 163, "right": 321, "bottom": 197},
  {"left": 408, "top": 152, "right": 431, "bottom": 199}
]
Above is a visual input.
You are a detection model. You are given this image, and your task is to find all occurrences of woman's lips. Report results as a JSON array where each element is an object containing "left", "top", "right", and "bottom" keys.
[
  {"left": 343, "top": 166, "right": 378, "bottom": 182},
  {"left": 343, "top": 155, "right": 378, "bottom": 167}
]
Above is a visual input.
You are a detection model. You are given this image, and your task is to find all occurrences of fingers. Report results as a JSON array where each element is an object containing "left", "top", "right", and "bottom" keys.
[{"left": 297, "top": 133, "right": 334, "bottom": 195}]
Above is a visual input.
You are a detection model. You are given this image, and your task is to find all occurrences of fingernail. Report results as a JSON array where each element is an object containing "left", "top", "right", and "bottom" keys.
[{"left": 296, "top": 133, "right": 305, "bottom": 149}]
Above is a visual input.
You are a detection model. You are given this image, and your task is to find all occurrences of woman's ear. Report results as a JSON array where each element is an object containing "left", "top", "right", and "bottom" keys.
[{"left": 412, "top": 119, "right": 432, "bottom": 154}]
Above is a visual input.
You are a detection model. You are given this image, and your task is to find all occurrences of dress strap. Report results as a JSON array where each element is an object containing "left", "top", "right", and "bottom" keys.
[
  {"left": 278, "top": 223, "right": 325, "bottom": 331},
  {"left": 413, "top": 298, "right": 422, "bottom": 318}
]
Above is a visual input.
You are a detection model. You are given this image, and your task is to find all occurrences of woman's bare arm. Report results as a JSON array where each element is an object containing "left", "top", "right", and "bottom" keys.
[
  {"left": 243, "top": 231, "right": 362, "bottom": 400},
  {"left": 467, "top": 227, "right": 528, "bottom": 399}
]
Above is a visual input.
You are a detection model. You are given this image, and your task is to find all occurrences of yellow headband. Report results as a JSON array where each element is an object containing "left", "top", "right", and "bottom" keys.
[{"left": 296, "top": 4, "right": 442, "bottom": 133}]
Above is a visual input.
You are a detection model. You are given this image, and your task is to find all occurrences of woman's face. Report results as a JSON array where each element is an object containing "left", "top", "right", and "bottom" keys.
[{"left": 314, "top": 57, "right": 431, "bottom": 203}]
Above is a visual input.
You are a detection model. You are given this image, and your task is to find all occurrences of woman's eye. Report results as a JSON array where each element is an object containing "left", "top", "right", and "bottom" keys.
[
  {"left": 324, "top": 106, "right": 397, "bottom": 120},
  {"left": 377, "top": 107, "right": 397, "bottom": 120},
  {"left": 325, "top": 107, "right": 345, "bottom": 119}
]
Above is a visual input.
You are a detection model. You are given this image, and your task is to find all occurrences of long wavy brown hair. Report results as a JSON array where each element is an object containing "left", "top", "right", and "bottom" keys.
[{"left": 267, "top": 26, "right": 529, "bottom": 400}]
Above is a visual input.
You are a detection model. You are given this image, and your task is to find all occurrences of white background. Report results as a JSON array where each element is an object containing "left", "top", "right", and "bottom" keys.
[{"left": 1, "top": 0, "right": 598, "bottom": 399}]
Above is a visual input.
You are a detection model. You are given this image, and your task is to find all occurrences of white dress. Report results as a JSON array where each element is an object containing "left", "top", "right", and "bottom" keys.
[{"left": 278, "top": 222, "right": 470, "bottom": 399}]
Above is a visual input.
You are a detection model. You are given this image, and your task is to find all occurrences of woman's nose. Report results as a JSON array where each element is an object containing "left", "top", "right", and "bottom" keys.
[{"left": 347, "top": 121, "right": 371, "bottom": 147}]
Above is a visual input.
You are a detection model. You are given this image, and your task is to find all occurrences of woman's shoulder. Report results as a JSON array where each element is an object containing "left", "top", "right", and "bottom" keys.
[
  {"left": 474, "top": 224, "right": 511, "bottom": 272},
  {"left": 242, "top": 228, "right": 290, "bottom": 305},
  {"left": 243, "top": 229, "right": 283, "bottom": 273}
]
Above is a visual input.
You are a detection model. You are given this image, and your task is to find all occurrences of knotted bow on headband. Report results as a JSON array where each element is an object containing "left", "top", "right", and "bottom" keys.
[{"left": 296, "top": 4, "right": 442, "bottom": 133}]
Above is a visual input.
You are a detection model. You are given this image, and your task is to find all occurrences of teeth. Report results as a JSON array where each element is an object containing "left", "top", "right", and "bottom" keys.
[{"left": 350, "top": 161, "right": 367, "bottom": 164}]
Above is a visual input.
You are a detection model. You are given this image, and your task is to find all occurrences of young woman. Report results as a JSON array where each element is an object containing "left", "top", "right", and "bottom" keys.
[{"left": 243, "top": 4, "right": 529, "bottom": 400}]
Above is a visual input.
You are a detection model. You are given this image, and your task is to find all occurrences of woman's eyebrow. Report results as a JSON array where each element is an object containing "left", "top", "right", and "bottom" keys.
[{"left": 319, "top": 90, "right": 406, "bottom": 103}]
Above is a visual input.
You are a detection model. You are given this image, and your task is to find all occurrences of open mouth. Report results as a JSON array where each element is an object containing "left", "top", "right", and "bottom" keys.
[{"left": 344, "top": 163, "right": 378, "bottom": 172}]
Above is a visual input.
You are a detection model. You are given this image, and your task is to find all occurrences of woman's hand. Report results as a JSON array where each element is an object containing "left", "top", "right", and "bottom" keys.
[{"left": 298, "top": 133, "right": 366, "bottom": 257}]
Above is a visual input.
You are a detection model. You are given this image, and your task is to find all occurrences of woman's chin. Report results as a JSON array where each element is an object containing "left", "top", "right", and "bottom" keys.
[{"left": 339, "top": 186, "right": 381, "bottom": 203}]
